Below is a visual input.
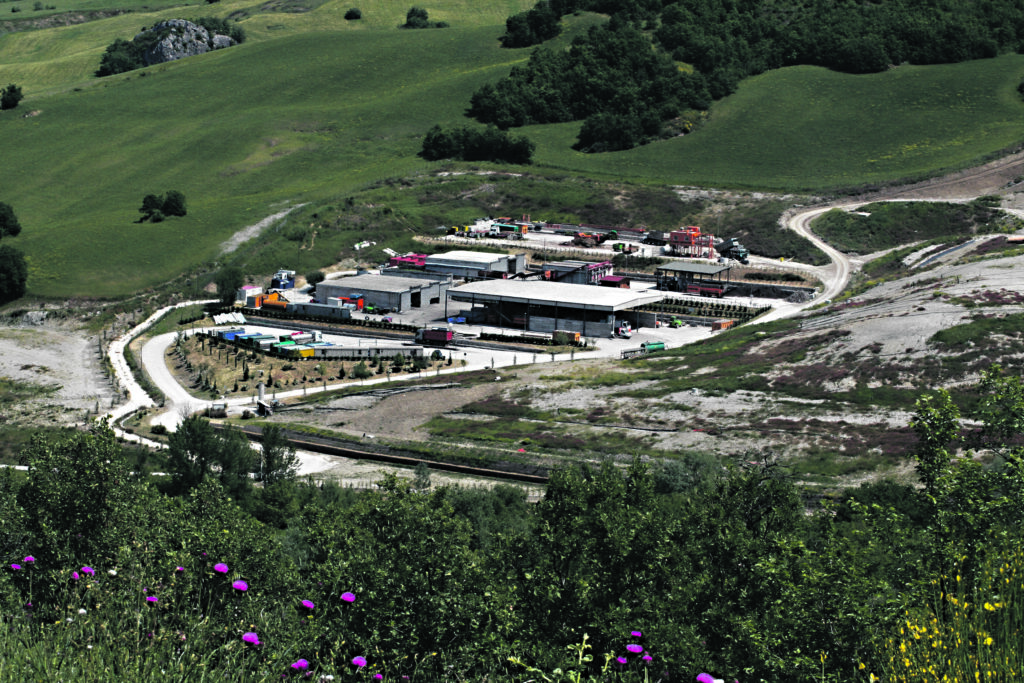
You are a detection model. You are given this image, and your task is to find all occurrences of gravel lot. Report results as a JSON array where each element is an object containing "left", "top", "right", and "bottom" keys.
[{"left": 0, "top": 322, "right": 114, "bottom": 425}]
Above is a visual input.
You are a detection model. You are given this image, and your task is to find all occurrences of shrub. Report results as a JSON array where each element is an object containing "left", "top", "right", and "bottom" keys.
[
  {"left": 0, "top": 84, "right": 24, "bottom": 111},
  {"left": 344, "top": 7, "right": 361, "bottom": 19},
  {"left": 162, "top": 190, "right": 187, "bottom": 217},
  {"left": 402, "top": 6, "right": 445, "bottom": 28},
  {"left": 0, "top": 201, "right": 21, "bottom": 238},
  {"left": 0, "top": 244, "right": 28, "bottom": 302},
  {"left": 352, "top": 361, "right": 371, "bottom": 379}
]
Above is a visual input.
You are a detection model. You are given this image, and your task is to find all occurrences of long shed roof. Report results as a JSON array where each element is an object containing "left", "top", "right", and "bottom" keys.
[
  {"left": 448, "top": 280, "right": 663, "bottom": 311},
  {"left": 425, "top": 250, "right": 511, "bottom": 266},
  {"left": 656, "top": 262, "right": 732, "bottom": 275}
]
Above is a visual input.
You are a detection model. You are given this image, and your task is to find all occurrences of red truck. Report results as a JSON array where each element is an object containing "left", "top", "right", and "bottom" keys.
[{"left": 415, "top": 327, "right": 454, "bottom": 346}]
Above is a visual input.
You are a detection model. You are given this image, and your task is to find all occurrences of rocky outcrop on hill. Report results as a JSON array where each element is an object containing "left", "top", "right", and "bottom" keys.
[{"left": 137, "top": 20, "right": 235, "bottom": 66}]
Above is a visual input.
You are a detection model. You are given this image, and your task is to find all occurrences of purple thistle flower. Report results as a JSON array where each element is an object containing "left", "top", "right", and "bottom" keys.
[
  {"left": 81, "top": 566, "right": 95, "bottom": 576},
  {"left": 374, "top": 675, "right": 383, "bottom": 681},
  {"left": 642, "top": 655, "right": 653, "bottom": 662},
  {"left": 341, "top": 592, "right": 356, "bottom": 603},
  {"left": 616, "top": 656, "right": 628, "bottom": 665},
  {"left": 301, "top": 599, "right": 315, "bottom": 610},
  {"left": 291, "top": 659, "right": 309, "bottom": 671},
  {"left": 71, "top": 571, "right": 80, "bottom": 580},
  {"left": 352, "top": 656, "right": 367, "bottom": 668},
  {"left": 232, "top": 580, "right": 248, "bottom": 592},
  {"left": 696, "top": 674, "right": 716, "bottom": 683},
  {"left": 23, "top": 556, "right": 35, "bottom": 563},
  {"left": 627, "top": 644, "right": 644, "bottom": 654},
  {"left": 214, "top": 563, "right": 228, "bottom": 574},
  {"left": 146, "top": 596, "right": 158, "bottom": 603},
  {"left": 242, "top": 632, "right": 260, "bottom": 645},
  {"left": 10, "top": 564, "right": 20, "bottom": 571},
  {"left": 175, "top": 566, "right": 185, "bottom": 572},
  {"left": 631, "top": 630, "right": 642, "bottom": 637}
]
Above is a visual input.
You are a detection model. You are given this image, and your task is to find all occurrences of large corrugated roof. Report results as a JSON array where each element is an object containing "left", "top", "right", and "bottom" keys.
[
  {"left": 319, "top": 274, "right": 437, "bottom": 293},
  {"left": 448, "top": 280, "right": 663, "bottom": 311}
]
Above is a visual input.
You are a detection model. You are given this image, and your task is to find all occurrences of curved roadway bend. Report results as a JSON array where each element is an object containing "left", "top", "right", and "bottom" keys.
[{"left": 101, "top": 300, "right": 217, "bottom": 446}]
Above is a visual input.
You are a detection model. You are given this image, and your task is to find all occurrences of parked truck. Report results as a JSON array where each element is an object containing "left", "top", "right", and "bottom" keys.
[
  {"left": 715, "top": 237, "right": 750, "bottom": 264},
  {"left": 642, "top": 231, "right": 672, "bottom": 246},
  {"left": 415, "top": 327, "right": 454, "bottom": 346}
]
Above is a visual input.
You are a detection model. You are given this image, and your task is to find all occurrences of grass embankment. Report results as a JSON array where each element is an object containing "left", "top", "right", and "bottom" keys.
[
  {"left": 2, "top": 1, "right": 1024, "bottom": 298},
  {"left": 813, "top": 199, "right": 1018, "bottom": 253}
]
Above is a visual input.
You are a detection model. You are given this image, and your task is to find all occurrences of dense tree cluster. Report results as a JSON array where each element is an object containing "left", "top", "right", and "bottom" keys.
[
  {"left": 470, "top": 23, "right": 708, "bottom": 151},
  {"left": 479, "top": 0, "right": 1024, "bottom": 151},
  {"left": 0, "top": 201, "right": 21, "bottom": 239},
  {"left": 421, "top": 124, "right": 534, "bottom": 164},
  {"left": 0, "top": 243, "right": 27, "bottom": 303},
  {"left": 500, "top": 0, "right": 561, "bottom": 48},
  {"left": 139, "top": 190, "right": 187, "bottom": 222},
  {"left": 96, "top": 18, "right": 245, "bottom": 77},
  {"left": 401, "top": 6, "right": 447, "bottom": 29},
  {"left": 0, "top": 201, "right": 26, "bottom": 303}
]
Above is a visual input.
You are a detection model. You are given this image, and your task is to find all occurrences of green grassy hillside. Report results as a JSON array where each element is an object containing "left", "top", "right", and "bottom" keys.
[
  {"left": 529, "top": 54, "right": 1024, "bottom": 190},
  {"left": 1, "top": 24, "right": 535, "bottom": 297},
  {"left": 2, "top": 2, "right": 1024, "bottom": 298}
]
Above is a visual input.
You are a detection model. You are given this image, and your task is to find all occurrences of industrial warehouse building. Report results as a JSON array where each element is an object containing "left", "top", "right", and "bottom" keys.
[
  {"left": 316, "top": 272, "right": 453, "bottom": 313},
  {"left": 424, "top": 251, "right": 527, "bottom": 279},
  {"left": 447, "top": 280, "right": 664, "bottom": 337}
]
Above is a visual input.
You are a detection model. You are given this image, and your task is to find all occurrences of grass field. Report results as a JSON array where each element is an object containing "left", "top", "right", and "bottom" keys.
[
  {"left": 527, "top": 54, "right": 1024, "bottom": 190},
  {"left": 2, "top": 2, "right": 1024, "bottom": 298}
]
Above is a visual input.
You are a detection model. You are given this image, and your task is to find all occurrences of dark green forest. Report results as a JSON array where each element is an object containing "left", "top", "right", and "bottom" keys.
[
  {"left": 473, "top": 0, "right": 1024, "bottom": 151},
  {"left": 3, "top": 370, "right": 1024, "bottom": 680}
]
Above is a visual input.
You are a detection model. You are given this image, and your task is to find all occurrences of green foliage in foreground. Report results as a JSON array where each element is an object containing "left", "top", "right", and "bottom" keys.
[
  {"left": 813, "top": 200, "right": 1015, "bottom": 254},
  {"left": 3, "top": 372, "right": 1024, "bottom": 680}
]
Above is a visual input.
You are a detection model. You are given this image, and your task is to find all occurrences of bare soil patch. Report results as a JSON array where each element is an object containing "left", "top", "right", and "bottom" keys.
[{"left": 0, "top": 322, "right": 114, "bottom": 426}]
